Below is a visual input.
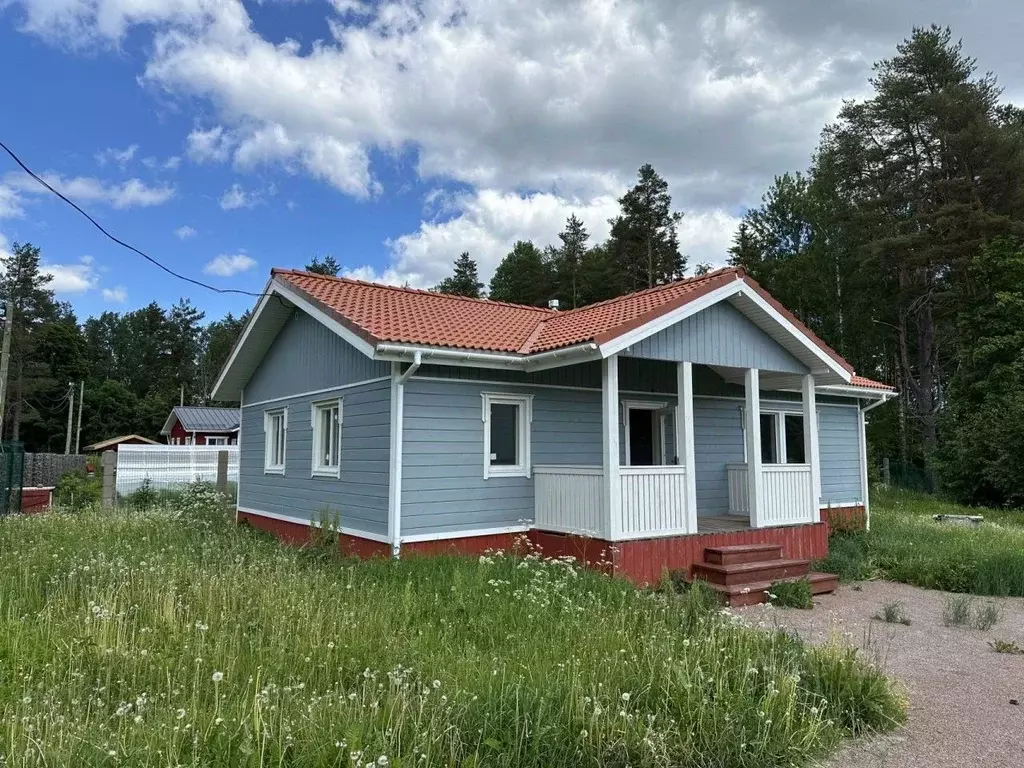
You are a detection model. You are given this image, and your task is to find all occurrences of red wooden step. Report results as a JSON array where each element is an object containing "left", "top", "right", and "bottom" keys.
[
  {"left": 701, "top": 572, "right": 840, "bottom": 607},
  {"left": 692, "top": 558, "right": 810, "bottom": 586},
  {"left": 703, "top": 543, "right": 783, "bottom": 565}
]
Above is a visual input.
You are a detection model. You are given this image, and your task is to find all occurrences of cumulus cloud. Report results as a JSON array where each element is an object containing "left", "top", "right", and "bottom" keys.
[
  {"left": 41, "top": 256, "right": 98, "bottom": 293},
  {"left": 0, "top": 185, "right": 23, "bottom": 219},
  {"left": 174, "top": 224, "right": 197, "bottom": 239},
  {"left": 95, "top": 144, "right": 138, "bottom": 167},
  {"left": 101, "top": 286, "right": 128, "bottom": 302},
  {"left": 187, "top": 126, "right": 235, "bottom": 163},
  {"left": 0, "top": 232, "right": 13, "bottom": 262},
  {"left": 218, "top": 183, "right": 261, "bottom": 210},
  {"left": 203, "top": 252, "right": 256, "bottom": 276},
  {"left": 142, "top": 155, "right": 182, "bottom": 171},
  {"left": 3, "top": 172, "right": 175, "bottom": 209}
]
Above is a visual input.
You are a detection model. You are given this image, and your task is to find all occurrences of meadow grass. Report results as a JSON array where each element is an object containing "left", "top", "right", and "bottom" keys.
[
  {"left": 819, "top": 487, "right": 1024, "bottom": 596},
  {"left": 0, "top": 489, "right": 904, "bottom": 767}
]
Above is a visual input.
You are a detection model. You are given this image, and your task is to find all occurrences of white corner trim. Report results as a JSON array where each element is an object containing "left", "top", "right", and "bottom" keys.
[
  {"left": 272, "top": 279, "right": 377, "bottom": 360},
  {"left": 388, "top": 363, "right": 405, "bottom": 557},
  {"left": 400, "top": 524, "right": 531, "bottom": 543},
  {"left": 857, "top": 405, "right": 871, "bottom": 531},
  {"left": 237, "top": 506, "right": 391, "bottom": 543}
]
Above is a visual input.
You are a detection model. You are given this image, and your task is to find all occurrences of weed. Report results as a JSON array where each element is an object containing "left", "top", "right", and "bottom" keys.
[
  {"left": 874, "top": 600, "right": 911, "bottom": 625},
  {"left": 973, "top": 603, "right": 1001, "bottom": 630},
  {"left": 768, "top": 579, "right": 814, "bottom": 609},
  {"left": 988, "top": 639, "right": 1024, "bottom": 654},
  {"left": 942, "top": 594, "right": 974, "bottom": 627}
]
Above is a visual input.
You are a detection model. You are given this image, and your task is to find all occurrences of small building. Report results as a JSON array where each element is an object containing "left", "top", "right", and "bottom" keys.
[
  {"left": 160, "top": 406, "right": 240, "bottom": 446},
  {"left": 82, "top": 434, "right": 160, "bottom": 453},
  {"left": 212, "top": 267, "right": 895, "bottom": 599}
]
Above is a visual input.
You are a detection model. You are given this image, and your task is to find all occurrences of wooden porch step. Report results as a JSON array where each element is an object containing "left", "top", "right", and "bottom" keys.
[
  {"left": 699, "top": 571, "right": 839, "bottom": 607},
  {"left": 703, "top": 543, "right": 782, "bottom": 565},
  {"left": 692, "top": 557, "right": 810, "bottom": 586}
]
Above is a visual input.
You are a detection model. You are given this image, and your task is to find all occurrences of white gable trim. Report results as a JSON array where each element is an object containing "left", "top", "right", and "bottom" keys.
[
  {"left": 597, "top": 278, "right": 852, "bottom": 383},
  {"left": 211, "top": 283, "right": 277, "bottom": 401}
]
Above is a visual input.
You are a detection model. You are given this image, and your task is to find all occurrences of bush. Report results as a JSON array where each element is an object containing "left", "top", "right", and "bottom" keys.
[
  {"left": 124, "top": 478, "right": 158, "bottom": 511},
  {"left": 170, "top": 480, "right": 233, "bottom": 528},
  {"left": 874, "top": 600, "right": 911, "bottom": 625},
  {"left": 768, "top": 579, "right": 814, "bottom": 609},
  {"left": 52, "top": 469, "right": 101, "bottom": 511}
]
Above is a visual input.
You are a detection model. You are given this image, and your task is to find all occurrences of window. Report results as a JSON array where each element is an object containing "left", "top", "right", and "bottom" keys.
[
  {"left": 264, "top": 409, "right": 287, "bottom": 474},
  {"left": 312, "top": 399, "right": 343, "bottom": 477},
  {"left": 749, "top": 411, "right": 808, "bottom": 464},
  {"left": 481, "top": 393, "right": 532, "bottom": 478},
  {"left": 206, "top": 436, "right": 229, "bottom": 446},
  {"left": 759, "top": 413, "right": 778, "bottom": 464},
  {"left": 784, "top": 414, "right": 805, "bottom": 464}
]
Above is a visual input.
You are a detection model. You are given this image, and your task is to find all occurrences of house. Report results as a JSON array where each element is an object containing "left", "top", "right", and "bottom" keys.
[
  {"left": 212, "top": 267, "right": 895, "bottom": 598},
  {"left": 83, "top": 434, "right": 160, "bottom": 453},
  {"left": 160, "top": 406, "right": 240, "bottom": 446}
]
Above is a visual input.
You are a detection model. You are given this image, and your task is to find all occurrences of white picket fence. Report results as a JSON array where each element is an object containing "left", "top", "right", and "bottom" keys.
[{"left": 115, "top": 445, "right": 238, "bottom": 496}]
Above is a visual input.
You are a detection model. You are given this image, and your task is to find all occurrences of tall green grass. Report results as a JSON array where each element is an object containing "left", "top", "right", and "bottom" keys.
[
  {"left": 820, "top": 488, "right": 1024, "bottom": 596},
  {"left": 0, "top": 494, "right": 903, "bottom": 767}
]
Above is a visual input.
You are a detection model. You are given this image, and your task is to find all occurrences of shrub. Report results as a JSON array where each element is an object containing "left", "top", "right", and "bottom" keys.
[
  {"left": 973, "top": 602, "right": 1001, "bottom": 630},
  {"left": 768, "top": 579, "right": 814, "bottom": 609},
  {"left": 171, "top": 480, "right": 233, "bottom": 528},
  {"left": 53, "top": 469, "right": 101, "bottom": 511},
  {"left": 942, "top": 594, "right": 974, "bottom": 627},
  {"left": 874, "top": 600, "right": 911, "bottom": 625},
  {"left": 123, "top": 478, "right": 158, "bottom": 511}
]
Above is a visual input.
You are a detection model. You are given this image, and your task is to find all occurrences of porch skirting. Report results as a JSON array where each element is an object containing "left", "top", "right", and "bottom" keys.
[
  {"left": 238, "top": 506, "right": 863, "bottom": 586},
  {"left": 821, "top": 504, "right": 867, "bottom": 532}
]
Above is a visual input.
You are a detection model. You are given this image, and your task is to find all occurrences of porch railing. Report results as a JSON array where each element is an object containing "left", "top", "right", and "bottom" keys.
[
  {"left": 619, "top": 466, "right": 690, "bottom": 539},
  {"left": 534, "top": 466, "right": 604, "bottom": 536},
  {"left": 726, "top": 463, "right": 816, "bottom": 526}
]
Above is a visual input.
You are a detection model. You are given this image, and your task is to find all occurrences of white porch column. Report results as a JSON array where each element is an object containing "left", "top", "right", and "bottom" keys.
[
  {"left": 802, "top": 373, "right": 822, "bottom": 522},
  {"left": 677, "top": 361, "right": 698, "bottom": 533},
  {"left": 602, "top": 354, "right": 621, "bottom": 540},
  {"left": 744, "top": 368, "right": 764, "bottom": 527}
]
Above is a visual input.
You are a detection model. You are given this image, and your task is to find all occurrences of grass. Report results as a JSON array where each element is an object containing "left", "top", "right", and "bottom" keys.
[
  {"left": 0, "top": 487, "right": 905, "bottom": 767},
  {"left": 818, "top": 487, "right": 1024, "bottom": 596},
  {"left": 767, "top": 579, "right": 814, "bottom": 609},
  {"left": 873, "top": 600, "right": 911, "bottom": 626},
  {"left": 988, "top": 639, "right": 1024, "bottom": 655}
]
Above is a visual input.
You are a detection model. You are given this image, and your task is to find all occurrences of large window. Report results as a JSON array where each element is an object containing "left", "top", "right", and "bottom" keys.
[
  {"left": 312, "top": 398, "right": 343, "bottom": 477},
  {"left": 754, "top": 411, "right": 807, "bottom": 464},
  {"left": 264, "top": 409, "right": 287, "bottom": 474},
  {"left": 481, "top": 393, "right": 532, "bottom": 479}
]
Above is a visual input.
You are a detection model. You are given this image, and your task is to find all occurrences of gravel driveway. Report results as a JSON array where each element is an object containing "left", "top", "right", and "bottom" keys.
[{"left": 740, "top": 581, "right": 1024, "bottom": 768}]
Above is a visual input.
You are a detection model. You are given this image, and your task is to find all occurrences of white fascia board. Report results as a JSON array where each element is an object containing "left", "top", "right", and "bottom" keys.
[
  {"left": 271, "top": 280, "right": 377, "bottom": 360},
  {"left": 158, "top": 409, "right": 178, "bottom": 436},
  {"left": 375, "top": 343, "right": 528, "bottom": 371},
  {"left": 819, "top": 385, "right": 895, "bottom": 400},
  {"left": 210, "top": 284, "right": 276, "bottom": 401}
]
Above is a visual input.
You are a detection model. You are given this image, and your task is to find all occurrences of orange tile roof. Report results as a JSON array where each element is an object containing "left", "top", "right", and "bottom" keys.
[
  {"left": 271, "top": 267, "right": 893, "bottom": 391},
  {"left": 850, "top": 375, "right": 895, "bottom": 391}
]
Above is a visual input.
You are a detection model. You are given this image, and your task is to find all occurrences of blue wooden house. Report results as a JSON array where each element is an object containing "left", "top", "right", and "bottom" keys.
[{"left": 213, "top": 267, "right": 893, "bottom": 599}]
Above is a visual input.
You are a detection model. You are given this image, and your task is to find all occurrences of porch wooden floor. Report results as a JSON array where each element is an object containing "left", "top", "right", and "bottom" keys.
[{"left": 697, "top": 515, "right": 753, "bottom": 533}]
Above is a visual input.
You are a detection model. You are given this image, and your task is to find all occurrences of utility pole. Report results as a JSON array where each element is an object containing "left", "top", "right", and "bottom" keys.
[
  {"left": 64, "top": 382, "right": 74, "bottom": 455},
  {"left": 74, "top": 380, "right": 84, "bottom": 454},
  {"left": 0, "top": 300, "right": 13, "bottom": 442}
]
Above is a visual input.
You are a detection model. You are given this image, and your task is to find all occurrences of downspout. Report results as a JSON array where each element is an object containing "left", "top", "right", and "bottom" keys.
[
  {"left": 389, "top": 351, "right": 421, "bottom": 558},
  {"left": 858, "top": 392, "right": 895, "bottom": 531}
]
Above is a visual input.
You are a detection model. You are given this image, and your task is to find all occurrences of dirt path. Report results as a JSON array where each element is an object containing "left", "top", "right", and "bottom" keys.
[{"left": 740, "top": 581, "right": 1024, "bottom": 768}]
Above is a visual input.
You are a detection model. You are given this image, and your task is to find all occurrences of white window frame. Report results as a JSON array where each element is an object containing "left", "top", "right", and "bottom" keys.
[
  {"left": 264, "top": 408, "right": 288, "bottom": 475},
  {"left": 206, "top": 435, "right": 229, "bottom": 446},
  {"left": 741, "top": 409, "right": 812, "bottom": 465},
  {"left": 481, "top": 392, "right": 533, "bottom": 479},
  {"left": 621, "top": 400, "right": 669, "bottom": 466},
  {"left": 311, "top": 397, "right": 344, "bottom": 478}
]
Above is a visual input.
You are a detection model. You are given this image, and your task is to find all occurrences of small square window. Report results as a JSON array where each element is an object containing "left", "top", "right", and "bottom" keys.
[
  {"left": 264, "top": 409, "right": 287, "bottom": 474},
  {"left": 312, "top": 399, "right": 343, "bottom": 476},
  {"left": 482, "top": 393, "right": 532, "bottom": 478}
]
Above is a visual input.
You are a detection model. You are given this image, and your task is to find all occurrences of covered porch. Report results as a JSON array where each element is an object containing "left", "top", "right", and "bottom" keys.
[{"left": 533, "top": 355, "right": 823, "bottom": 541}]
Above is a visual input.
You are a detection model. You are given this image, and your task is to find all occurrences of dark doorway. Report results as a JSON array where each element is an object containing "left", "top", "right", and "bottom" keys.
[{"left": 628, "top": 408, "right": 656, "bottom": 466}]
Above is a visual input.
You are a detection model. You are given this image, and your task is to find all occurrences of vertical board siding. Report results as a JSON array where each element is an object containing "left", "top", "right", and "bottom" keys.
[
  {"left": 238, "top": 379, "right": 391, "bottom": 535},
  {"left": 694, "top": 399, "right": 746, "bottom": 515},
  {"left": 630, "top": 302, "right": 808, "bottom": 374},
  {"left": 245, "top": 310, "right": 388, "bottom": 403},
  {"left": 619, "top": 467, "right": 691, "bottom": 538},
  {"left": 534, "top": 466, "right": 604, "bottom": 536}
]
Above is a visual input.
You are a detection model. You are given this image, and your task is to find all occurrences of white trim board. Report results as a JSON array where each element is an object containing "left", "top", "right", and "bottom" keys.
[
  {"left": 242, "top": 377, "right": 391, "bottom": 409},
  {"left": 237, "top": 506, "right": 391, "bottom": 543},
  {"left": 400, "top": 524, "right": 531, "bottom": 543}
]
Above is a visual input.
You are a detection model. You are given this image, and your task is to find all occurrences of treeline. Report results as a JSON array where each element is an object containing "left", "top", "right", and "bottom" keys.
[
  {"left": 0, "top": 242, "right": 246, "bottom": 452},
  {"left": 728, "top": 26, "right": 1024, "bottom": 506},
  {"left": 431, "top": 164, "right": 695, "bottom": 308}
]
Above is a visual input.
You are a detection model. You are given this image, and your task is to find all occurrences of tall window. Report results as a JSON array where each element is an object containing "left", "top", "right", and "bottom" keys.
[
  {"left": 759, "top": 413, "right": 778, "bottom": 464},
  {"left": 784, "top": 414, "right": 806, "bottom": 464},
  {"left": 481, "top": 393, "right": 532, "bottom": 478},
  {"left": 312, "top": 399, "right": 343, "bottom": 477},
  {"left": 264, "top": 409, "right": 287, "bottom": 474}
]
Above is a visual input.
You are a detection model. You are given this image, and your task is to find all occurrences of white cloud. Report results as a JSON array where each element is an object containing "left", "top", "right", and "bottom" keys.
[
  {"left": 40, "top": 256, "right": 98, "bottom": 293},
  {"left": 101, "top": 285, "right": 128, "bottom": 302},
  {"left": 3, "top": 172, "right": 175, "bottom": 209},
  {"left": 187, "top": 126, "right": 235, "bottom": 163},
  {"left": 203, "top": 252, "right": 256, "bottom": 276},
  {"left": 218, "top": 183, "right": 260, "bottom": 210},
  {"left": 0, "top": 232, "right": 13, "bottom": 262},
  {"left": 143, "top": 155, "right": 183, "bottom": 171},
  {"left": 95, "top": 144, "right": 138, "bottom": 167},
  {"left": 0, "top": 185, "right": 23, "bottom": 219},
  {"left": 175, "top": 224, "right": 197, "bottom": 239}
]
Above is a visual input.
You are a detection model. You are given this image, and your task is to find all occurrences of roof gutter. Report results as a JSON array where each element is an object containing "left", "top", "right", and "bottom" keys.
[
  {"left": 374, "top": 342, "right": 599, "bottom": 371},
  {"left": 862, "top": 391, "right": 896, "bottom": 413}
]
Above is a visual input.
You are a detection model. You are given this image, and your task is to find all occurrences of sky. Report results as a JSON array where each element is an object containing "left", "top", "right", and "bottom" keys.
[{"left": 0, "top": 1, "right": 1022, "bottom": 323}]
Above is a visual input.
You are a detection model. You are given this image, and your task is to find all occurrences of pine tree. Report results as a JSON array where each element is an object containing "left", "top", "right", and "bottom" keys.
[
  {"left": 554, "top": 214, "right": 589, "bottom": 308},
  {"left": 434, "top": 252, "right": 484, "bottom": 298},
  {"left": 607, "top": 164, "right": 685, "bottom": 291},
  {"left": 306, "top": 255, "right": 341, "bottom": 277},
  {"left": 488, "top": 241, "right": 554, "bottom": 305}
]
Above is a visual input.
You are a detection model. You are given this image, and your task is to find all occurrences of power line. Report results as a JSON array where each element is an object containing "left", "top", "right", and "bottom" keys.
[{"left": 0, "top": 139, "right": 279, "bottom": 300}]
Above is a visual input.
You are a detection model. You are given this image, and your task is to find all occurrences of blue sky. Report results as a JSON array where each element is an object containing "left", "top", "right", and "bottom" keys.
[{"left": 1, "top": 0, "right": 1021, "bottom": 323}]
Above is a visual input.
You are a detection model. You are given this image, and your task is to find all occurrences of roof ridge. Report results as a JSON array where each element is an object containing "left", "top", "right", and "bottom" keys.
[{"left": 272, "top": 268, "right": 556, "bottom": 314}]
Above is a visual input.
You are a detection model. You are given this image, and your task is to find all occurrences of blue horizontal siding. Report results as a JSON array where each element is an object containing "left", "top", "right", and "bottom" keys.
[
  {"left": 239, "top": 379, "right": 391, "bottom": 535},
  {"left": 245, "top": 310, "right": 388, "bottom": 403}
]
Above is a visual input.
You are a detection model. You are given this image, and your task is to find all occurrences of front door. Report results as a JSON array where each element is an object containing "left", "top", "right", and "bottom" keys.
[{"left": 628, "top": 408, "right": 657, "bottom": 466}]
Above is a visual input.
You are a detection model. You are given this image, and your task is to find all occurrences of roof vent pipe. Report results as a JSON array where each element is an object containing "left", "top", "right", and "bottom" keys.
[{"left": 548, "top": 299, "right": 560, "bottom": 310}]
